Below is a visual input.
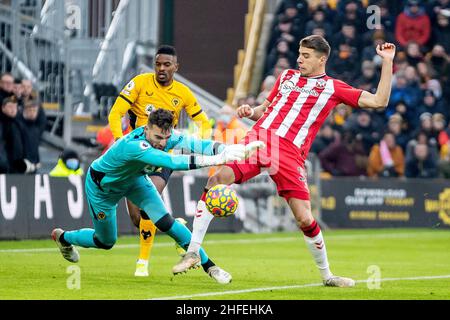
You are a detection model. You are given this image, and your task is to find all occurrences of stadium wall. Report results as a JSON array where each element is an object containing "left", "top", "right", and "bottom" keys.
[
  {"left": 321, "top": 178, "right": 450, "bottom": 229},
  {"left": 1, "top": 175, "right": 449, "bottom": 240}
]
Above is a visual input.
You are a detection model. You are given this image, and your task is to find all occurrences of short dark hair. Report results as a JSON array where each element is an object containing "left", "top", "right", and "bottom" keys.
[
  {"left": 299, "top": 35, "right": 331, "bottom": 58},
  {"left": 148, "top": 109, "right": 174, "bottom": 132},
  {"left": 2, "top": 96, "right": 17, "bottom": 107},
  {"left": 156, "top": 45, "right": 177, "bottom": 57}
]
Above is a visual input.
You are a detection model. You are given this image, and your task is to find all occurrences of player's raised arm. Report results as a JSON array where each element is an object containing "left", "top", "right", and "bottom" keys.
[{"left": 358, "top": 43, "right": 396, "bottom": 109}]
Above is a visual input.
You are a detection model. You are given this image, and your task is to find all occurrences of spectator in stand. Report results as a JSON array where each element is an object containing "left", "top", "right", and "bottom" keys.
[
  {"left": 311, "top": 122, "right": 336, "bottom": 155},
  {"left": 361, "top": 31, "right": 388, "bottom": 65},
  {"left": 393, "top": 50, "right": 409, "bottom": 74},
  {"left": 276, "top": 0, "right": 309, "bottom": 26},
  {"left": 305, "top": 9, "right": 333, "bottom": 38},
  {"left": 256, "top": 75, "right": 276, "bottom": 105},
  {"left": 427, "top": 0, "right": 450, "bottom": 23},
  {"left": 267, "top": 56, "right": 291, "bottom": 79},
  {"left": 425, "top": 44, "right": 450, "bottom": 81},
  {"left": 279, "top": 1, "right": 306, "bottom": 40},
  {"left": 0, "top": 96, "right": 28, "bottom": 173},
  {"left": 405, "top": 41, "right": 424, "bottom": 65},
  {"left": 329, "top": 104, "right": 352, "bottom": 134},
  {"left": 0, "top": 73, "right": 15, "bottom": 103},
  {"left": 411, "top": 112, "right": 436, "bottom": 143},
  {"left": 266, "top": 39, "right": 298, "bottom": 73},
  {"left": 388, "top": 72, "right": 423, "bottom": 118},
  {"left": 344, "top": 109, "right": 380, "bottom": 154},
  {"left": 309, "top": 0, "right": 336, "bottom": 21},
  {"left": 328, "top": 43, "right": 359, "bottom": 83},
  {"left": 332, "top": 22, "right": 362, "bottom": 52},
  {"left": 367, "top": 131, "right": 405, "bottom": 177},
  {"left": 319, "top": 129, "right": 368, "bottom": 177},
  {"left": 407, "top": 124, "right": 439, "bottom": 162},
  {"left": 387, "top": 113, "right": 410, "bottom": 151},
  {"left": 405, "top": 143, "right": 439, "bottom": 178},
  {"left": 430, "top": 112, "right": 446, "bottom": 144},
  {"left": 378, "top": 1, "right": 396, "bottom": 33},
  {"left": 18, "top": 100, "right": 46, "bottom": 173},
  {"left": 417, "top": 89, "right": 447, "bottom": 119},
  {"left": 268, "top": 15, "right": 298, "bottom": 53},
  {"left": 311, "top": 26, "right": 327, "bottom": 38},
  {"left": 333, "top": 1, "right": 365, "bottom": 34},
  {"left": 434, "top": 11, "right": 450, "bottom": 53},
  {"left": 395, "top": 0, "right": 432, "bottom": 48},
  {"left": 50, "top": 148, "right": 84, "bottom": 177},
  {"left": 0, "top": 122, "right": 8, "bottom": 173},
  {"left": 21, "top": 79, "right": 38, "bottom": 103},
  {"left": 13, "top": 78, "right": 25, "bottom": 109},
  {"left": 354, "top": 60, "right": 379, "bottom": 93}
]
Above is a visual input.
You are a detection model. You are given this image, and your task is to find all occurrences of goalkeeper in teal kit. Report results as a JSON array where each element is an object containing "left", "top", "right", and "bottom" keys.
[{"left": 52, "top": 109, "right": 263, "bottom": 282}]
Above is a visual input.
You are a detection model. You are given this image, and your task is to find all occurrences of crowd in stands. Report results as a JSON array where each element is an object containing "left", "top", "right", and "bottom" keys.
[
  {"left": 0, "top": 72, "right": 46, "bottom": 174},
  {"left": 253, "top": 0, "right": 450, "bottom": 179}
]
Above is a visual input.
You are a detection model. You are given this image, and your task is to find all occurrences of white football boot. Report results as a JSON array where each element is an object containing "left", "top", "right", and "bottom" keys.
[
  {"left": 323, "top": 275, "right": 355, "bottom": 287},
  {"left": 207, "top": 266, "right": 232, "bottom": 284},
  {"left": 51, "top": 228, "right": 79, "bottom": 263}
]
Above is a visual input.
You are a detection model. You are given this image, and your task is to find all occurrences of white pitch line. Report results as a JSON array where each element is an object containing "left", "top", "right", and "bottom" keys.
[
  {"left": 0, "top": 231, "right": 448, "bottom": 253},
  {"left": 149, "top": 274, "right": 450, "bottom": 300}
]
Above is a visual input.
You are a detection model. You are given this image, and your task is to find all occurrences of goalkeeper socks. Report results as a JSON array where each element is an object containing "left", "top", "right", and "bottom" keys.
[
  {"left": 202, "top": 259, "right": 215, "bottom": 272},
  {"left": 63, "top": 228, "right": 96, "bottom": 248},
  {"left": 187, "top": 199, "right": 214, "bottom": 254},
  {"left": 165, "top": 218, "right": 210, "bottom": 264},
  {"left": 138, "top": 218, "right": 156, "bottom": 261},
  {"left": 301, "top": 220, "right": 333, "bottom": 281}
]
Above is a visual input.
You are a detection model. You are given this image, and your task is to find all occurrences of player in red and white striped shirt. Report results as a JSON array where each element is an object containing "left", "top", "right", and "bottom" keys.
[{"left": 174, "top": 35, "right": 396, "bottom": 287}]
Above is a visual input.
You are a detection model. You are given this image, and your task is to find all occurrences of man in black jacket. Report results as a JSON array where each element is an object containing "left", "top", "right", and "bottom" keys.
[
  {"left": 18, "top": 100, "right": 47, "bottom": 172},
  {"left": 0, "top": 96, "right": 27, "bottom": 173}
]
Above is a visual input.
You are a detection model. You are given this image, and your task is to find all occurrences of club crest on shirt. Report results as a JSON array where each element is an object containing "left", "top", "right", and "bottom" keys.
[
  {"left": 145, "top": 105, "right": 155, "bottom": 114},
  {"left": 315, "top": 79, "right": 327, "bottom": 89},
  {"left": 97, "top": 212, "right": 106, "bottom": 220},
  {"left": 172, "top": 98, "right": 180, "bottom": 107}
]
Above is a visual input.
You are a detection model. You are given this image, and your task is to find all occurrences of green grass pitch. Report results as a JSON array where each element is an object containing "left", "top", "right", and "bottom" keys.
[{"left": 0, "top": 229, "right": 449, "bottom": 300}]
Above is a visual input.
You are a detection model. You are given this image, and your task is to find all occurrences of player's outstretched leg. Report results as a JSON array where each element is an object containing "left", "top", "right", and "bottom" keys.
[
  {"left": 51, "top": 228, "right": 80, "bottom": 263},
  {"left": 289, "top": 198, "right": 355, "bottom": 288}
]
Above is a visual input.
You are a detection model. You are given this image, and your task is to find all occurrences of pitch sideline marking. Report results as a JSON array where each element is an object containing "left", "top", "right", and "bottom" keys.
[
  {"left": 0, "top": 231, "right": 449, "bottom": 253},
  {"left": 149, "top": 274, "right": 450, "bottom": 300}
]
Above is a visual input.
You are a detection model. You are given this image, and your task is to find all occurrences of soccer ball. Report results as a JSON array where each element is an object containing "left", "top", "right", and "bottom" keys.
[{"left": 205, "top": 184, "right": 239, "bottom": 218}]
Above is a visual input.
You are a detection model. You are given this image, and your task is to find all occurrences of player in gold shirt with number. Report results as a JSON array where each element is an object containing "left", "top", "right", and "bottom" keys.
[{"left": 108, "top": 45, "right": 231, "bottom": 283}]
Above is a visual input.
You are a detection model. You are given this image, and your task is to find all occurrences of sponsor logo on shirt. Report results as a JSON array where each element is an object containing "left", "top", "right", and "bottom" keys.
[
  {"left": 280, "top": 80, "right": 319, "bottom": 97},
  {"left": 145, "top": 105, "right": 155, "bottom": 114},
  {"left": 140, "top": 141, "right": 150, "bottom": 149}
]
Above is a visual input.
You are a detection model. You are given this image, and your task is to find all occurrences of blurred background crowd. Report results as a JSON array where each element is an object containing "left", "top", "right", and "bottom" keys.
[{"left": 1, "top": 0, "right": 450, "bottom": 180}]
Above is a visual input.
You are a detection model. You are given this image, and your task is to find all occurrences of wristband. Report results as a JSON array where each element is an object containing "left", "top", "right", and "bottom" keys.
[{"left": 248, "top": 107, "right": 255, "bottom": 118}]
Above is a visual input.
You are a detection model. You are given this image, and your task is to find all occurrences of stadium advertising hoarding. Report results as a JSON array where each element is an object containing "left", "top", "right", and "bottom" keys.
[
  {"left": 0, "top": 174, "right": 243, "bottom": 239},
  {"left": 321, "top": 178, "right": 450, "bottom": 228}
]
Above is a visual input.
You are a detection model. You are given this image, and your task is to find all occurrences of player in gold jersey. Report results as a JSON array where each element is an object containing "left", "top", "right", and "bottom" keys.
[{"left": 108, "top": 45, "right": 231, "bottom": 283}]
